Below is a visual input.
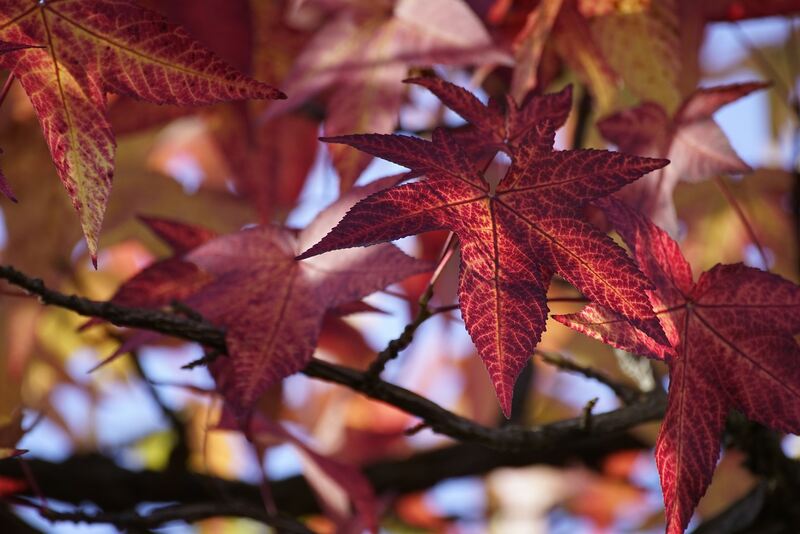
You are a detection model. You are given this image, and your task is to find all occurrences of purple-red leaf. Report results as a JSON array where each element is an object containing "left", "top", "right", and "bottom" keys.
[
  {"left": 556, "top": 198, "right": 800, "bottom": 533},
  {"left": 406, "top": 77, "right": 572, "bottom": 158},
  {"left": 0, "top": 0, "right": 284, "bottom": 260},
  {"left": 177, "top": 176, "right": 431, "bottom": 410},
  {"left": 299, "top": 80, "right": 668, "bottom": 416}
]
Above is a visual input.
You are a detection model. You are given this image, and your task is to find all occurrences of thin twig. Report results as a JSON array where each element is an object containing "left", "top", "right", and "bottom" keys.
[
  {"left": 365, "top": 234, "right": 457, "bottom": 378},
  {"left": 580, "top": 397, "right": 599, "bottom": 431},
  {"left": 535, "top": 350, "right": 642, "bottom": 404},
  {"left": 181, "top": 349, "right": 223, "bottom": 370}
]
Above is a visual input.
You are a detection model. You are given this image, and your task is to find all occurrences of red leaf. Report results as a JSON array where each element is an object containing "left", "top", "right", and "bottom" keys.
[
  {"left": 99, "top": 218, "right": 218, "bottom": 312},
  {"left": 171, "top": 176, "right": 432, "bottom": 410},
  {"left": 298, "top": 80, "right": 668, "bottom": 416},
  {"left": 136, "top": 215, "right": 219, "bottom": 255},
  {"left": 406, "top": 77, "right": 572, "bottom": 158},
  {"left": 0, "top": 0, "right": 284, "bottom": 260},
  {"left": 81, "top": 218, "right": 218, "bottom": 364},
  {"left": 556, "top": 198, "right": 800, "bottom": 533},
  {"left": 598, "top": 82, "right": 767, "bottom": 234}
]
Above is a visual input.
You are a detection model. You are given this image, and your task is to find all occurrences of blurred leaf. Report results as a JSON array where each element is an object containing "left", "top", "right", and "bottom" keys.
[
  {"left": 553, "top": 1, "right": 621, "bottom": 114},
  {"left": 675, "top": 169, "right": 798, "bottom": 281},
  {"left": 591, "top": 0, "right": 682, "bottom": 112}
]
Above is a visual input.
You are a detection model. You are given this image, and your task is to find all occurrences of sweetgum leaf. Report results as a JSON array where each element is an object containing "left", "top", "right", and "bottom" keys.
[
  {"left": 599, "top": 82, "right": 767, "bottom": 235},
  {"left": 187, "top": 175, "right": 431, "bottom": 410},
  {"left": 79, "top": 217, "right": 217, "bottom": 342},
  {"left": 298, "top": 80, "right": 669, "bottom": 416},
  {"left": 136, "top": 215, "right": 219, "bottom": 255},
  {"left": 556, "top": 198, "right": 800, "bottom": 534},
  {"left": 405, "top": 77, "right": 572, "bottom": 158},
  {"left": 0, "top": 0, "right": 284, "bottom": 261}
]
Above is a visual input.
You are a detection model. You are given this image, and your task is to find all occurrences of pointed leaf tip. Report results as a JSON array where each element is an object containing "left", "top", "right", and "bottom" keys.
[
  {"left": 499, "top": 392, "right": 513, "bottom": 419},
  {"left": 319, "top": 135, "right": 349, "bottom": 144},
  {"left": 295, "top": 249, "right": 316, "bottom": 261}
]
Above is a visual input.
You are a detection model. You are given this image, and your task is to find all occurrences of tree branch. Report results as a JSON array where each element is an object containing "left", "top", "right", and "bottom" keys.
[
  {"left": 0, "top": 263, "right": 667, "bottom": 453},
  {"left": 13, "top": 499, "right": 313, "bottom": 533},
  {"left": 0, "top": 425, "right": 648, "bottom": 524}
]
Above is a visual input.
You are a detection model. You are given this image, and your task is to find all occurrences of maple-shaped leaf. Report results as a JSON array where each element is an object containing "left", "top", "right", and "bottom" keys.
[
  {"left": 406, "top": 76, "right": 573, "bottom": 160},
  {"left": 0, "top": 0, "right": 284, "bottom": 261},
  {"left": 175, "top": 176, "right": 431, "bottom": 410},
  {"left": 297, "top": 82, "right": 669, "bottom": 416},
  {"left": 598, "top": 82, "right": 767, "bottom": 235},
  {"left": 264, "top": 0, "right": 510, "bottom": 188},
  {"left": 555, "top": 198, "right": 800, "bottom": 534}
]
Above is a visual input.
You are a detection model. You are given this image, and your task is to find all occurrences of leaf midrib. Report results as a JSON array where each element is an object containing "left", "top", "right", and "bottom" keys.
[
  {"left": 495, "top": 198, "right": 641, "bottom": 314},
  {"left": 239, "top": 265, "right": 299, "bottom": 403}
]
